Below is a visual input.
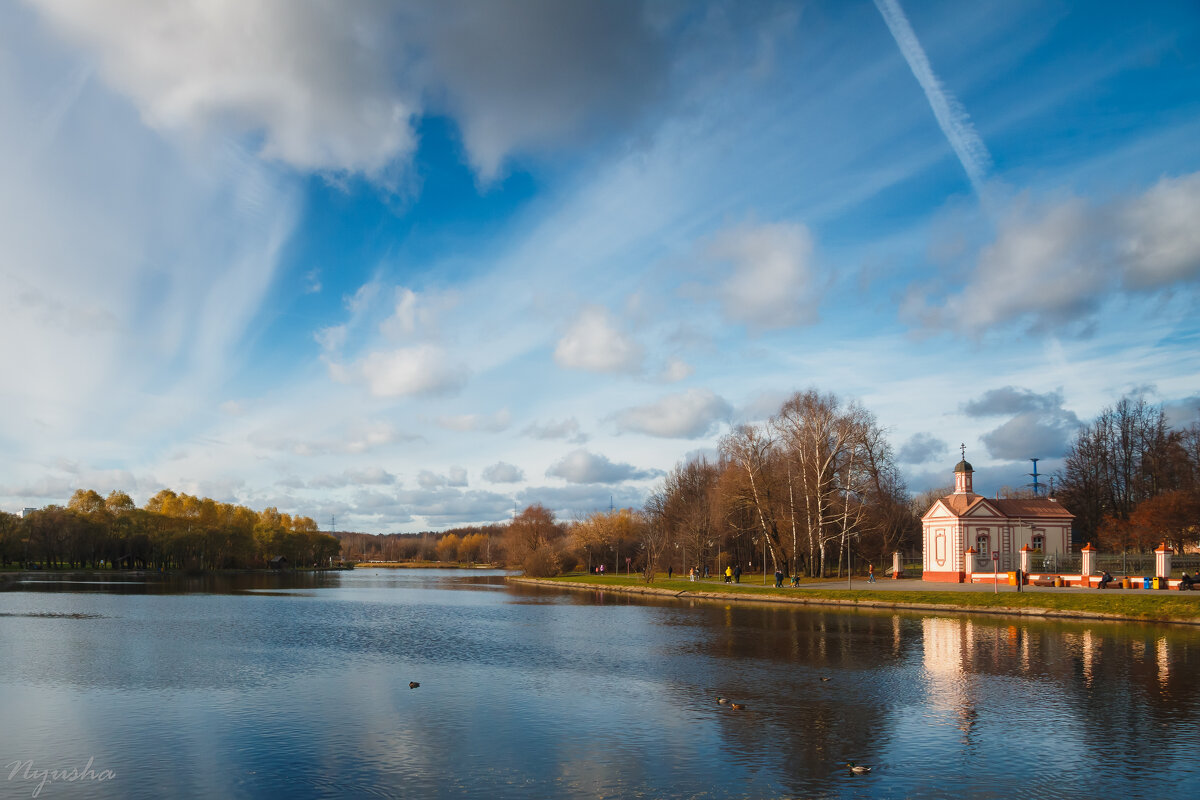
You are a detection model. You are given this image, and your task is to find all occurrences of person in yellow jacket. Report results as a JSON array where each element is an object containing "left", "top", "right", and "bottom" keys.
[{"left": 724, "top": 565, "right": 733, "bottom": 583}]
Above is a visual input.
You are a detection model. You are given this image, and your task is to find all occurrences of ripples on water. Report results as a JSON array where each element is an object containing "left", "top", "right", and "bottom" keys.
[{"left": 1, "top": 569, "right": 1198, "bottom": 799}]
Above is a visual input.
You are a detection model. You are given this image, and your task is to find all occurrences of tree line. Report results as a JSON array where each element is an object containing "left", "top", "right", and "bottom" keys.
[
  {"left": 0, "top": 489, "right": 340, "bottom": 570},
  {"left": 499, "top": 390, "right": 921, "bottom": 579},
  {"left": 1058, "top": 394, "right": 1200, "bottom": 553},
  {"left": 334, "top": 526, "right": 503, "bottom": 564}
]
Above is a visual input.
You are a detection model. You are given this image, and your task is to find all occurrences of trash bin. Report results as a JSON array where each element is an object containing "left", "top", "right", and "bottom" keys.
[
  {"left": 1053, "top": 576, "right": 1063, "bottom": 588},
  {"left": 1121, "top": 577, "right": 1130, "bottom": 589},
  {"left": 1144, "top": 577, "right": 1152, "bottom": 589},
  {"left": 1007, "top": 571, "right": 1017, "bottom": 586}
]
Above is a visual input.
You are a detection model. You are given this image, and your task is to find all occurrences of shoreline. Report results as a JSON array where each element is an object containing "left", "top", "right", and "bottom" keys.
[{"left": 507, "top": 576, "right": 1200, "bottom": 627}]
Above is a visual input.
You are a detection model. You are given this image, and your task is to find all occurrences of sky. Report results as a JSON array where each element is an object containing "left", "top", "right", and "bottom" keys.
[{"left": 2, "top": 0, "right": 1199, "bottom": 532}]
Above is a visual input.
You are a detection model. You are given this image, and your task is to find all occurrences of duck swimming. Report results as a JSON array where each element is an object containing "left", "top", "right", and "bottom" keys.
[{"left": 846, "top": 762, "right": 871, "bottom": 774}]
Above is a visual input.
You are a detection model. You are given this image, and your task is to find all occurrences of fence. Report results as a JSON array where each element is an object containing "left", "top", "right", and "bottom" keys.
[
  {"left": 1030, "top": 552, "right": 1082, "bottom": 573},
  {"left": 1095, "top": 552, "right": 1200, "bottom": 577}
]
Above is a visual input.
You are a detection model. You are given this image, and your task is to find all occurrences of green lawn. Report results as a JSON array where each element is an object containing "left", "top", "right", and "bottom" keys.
[{"left": 534, "top": 573, "right": 1200, "bottom": 622}]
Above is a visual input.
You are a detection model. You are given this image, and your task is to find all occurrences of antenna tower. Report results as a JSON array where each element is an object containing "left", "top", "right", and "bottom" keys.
[{"left": 1026, "top": 458, "right": 1041, "bottom": 496}]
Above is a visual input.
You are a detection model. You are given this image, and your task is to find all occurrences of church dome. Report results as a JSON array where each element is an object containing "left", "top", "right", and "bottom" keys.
[{"left": 954, "top": 460, "right": 973, "bottom": 473}]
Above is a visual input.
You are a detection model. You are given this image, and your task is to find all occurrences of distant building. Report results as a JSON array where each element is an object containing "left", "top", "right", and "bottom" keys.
[
  {"left": 921, "top": 458, "right": 1074, "bottom": 582},
  {"left": 20, "top": 508, "right": 37, "bottom": 518}
]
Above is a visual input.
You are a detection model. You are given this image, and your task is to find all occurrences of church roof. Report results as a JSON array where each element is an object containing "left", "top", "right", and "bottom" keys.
[
  {"left": 936, "top": 493, "right": 984, "bottom": 516},
  {"left": 923, "top": 493, "right": 1074, "bottom": 520},
  {"left": 954, "top": 459, "right": 973, "bottom": 473},
  {"left": 991, "top": 498, "right": 1074, "bottom": 518}
]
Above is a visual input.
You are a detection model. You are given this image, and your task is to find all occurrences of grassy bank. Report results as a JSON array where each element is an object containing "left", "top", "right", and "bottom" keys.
[
  {"left": 354, "top": 561, "right": 499, "bottom": 569},
  {"left": 513, "top": 574, "right": 1200, "bottom": 624}
]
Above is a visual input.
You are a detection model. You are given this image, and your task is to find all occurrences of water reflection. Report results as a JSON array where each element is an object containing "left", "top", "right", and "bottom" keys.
[{"left": 0, "top": 570, "right": 1197, "bottom": 799}]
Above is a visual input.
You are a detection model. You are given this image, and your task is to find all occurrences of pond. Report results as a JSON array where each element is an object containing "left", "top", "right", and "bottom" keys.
[{"left": 1, "top": 568, "right": 1198, "bottom": 799}]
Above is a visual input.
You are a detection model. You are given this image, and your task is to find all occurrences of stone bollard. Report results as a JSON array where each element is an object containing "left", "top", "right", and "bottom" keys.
[
  {"left": 964, "top": 547, "right": 977, "bottom": 577},
  {"left": 892, "top": 551, "right": 902, "bottom": 579}
]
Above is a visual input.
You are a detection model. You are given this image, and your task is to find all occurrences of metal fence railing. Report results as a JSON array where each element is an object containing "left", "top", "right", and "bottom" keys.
[
  {"left": 1031, "top": 553, "right": 1082, "bottom": 573},
  {"left": 1095, "top": 553, "right": 1154, "bottom": 576},
  {"left": 1090, "top": 552, "right": 1200, "bottom": 576}
]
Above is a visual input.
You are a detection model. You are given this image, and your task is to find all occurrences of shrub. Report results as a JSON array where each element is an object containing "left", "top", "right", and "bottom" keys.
[{"left": 522, "top": 545, "right": 562, "bottom": 578}]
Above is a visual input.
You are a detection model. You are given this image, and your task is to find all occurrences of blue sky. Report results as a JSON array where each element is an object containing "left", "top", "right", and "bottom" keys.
[{"left": 2, "top": 0, "right": 1198, "bottom": 531}]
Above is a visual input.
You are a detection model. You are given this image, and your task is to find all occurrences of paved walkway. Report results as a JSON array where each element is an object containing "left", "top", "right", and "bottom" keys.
[{"left": 694, "top": 577, "right": 1189, "bottom": 597}]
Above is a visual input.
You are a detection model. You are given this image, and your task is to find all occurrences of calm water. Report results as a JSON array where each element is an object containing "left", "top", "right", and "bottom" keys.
[{"left": 1, "top": 569, "right": 1199, "bottom": 799}]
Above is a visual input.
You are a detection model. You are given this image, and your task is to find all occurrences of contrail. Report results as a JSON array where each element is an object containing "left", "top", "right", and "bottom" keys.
[{"left": 873, "top": 0, "right": 991, "bottom": 197}]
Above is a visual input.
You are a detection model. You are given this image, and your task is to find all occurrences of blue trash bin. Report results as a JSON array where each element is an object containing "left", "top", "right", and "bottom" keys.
[{"left": 1144, "top": 577, "right": 1152, "bottom": 589}]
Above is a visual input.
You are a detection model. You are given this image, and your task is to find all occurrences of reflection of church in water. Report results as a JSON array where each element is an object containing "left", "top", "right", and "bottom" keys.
[{"left": 921, "top": 455, "right": 1074, "bottom": 582}]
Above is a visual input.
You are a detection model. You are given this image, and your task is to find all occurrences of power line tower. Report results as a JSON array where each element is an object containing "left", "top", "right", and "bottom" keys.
[{"left": 1026, "top": 458, "right": 1041, "bottom": 496}]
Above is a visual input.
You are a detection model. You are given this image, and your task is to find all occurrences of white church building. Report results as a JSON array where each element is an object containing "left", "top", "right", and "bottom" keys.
[{"left": 921, "top": 456, "right": 1074, "bottom": 582}]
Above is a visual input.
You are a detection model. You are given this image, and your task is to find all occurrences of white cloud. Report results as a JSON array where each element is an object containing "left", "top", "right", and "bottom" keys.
[
  {"left": 941, "top": 200, "right": 1097, "bottom": 329},
  {"left": 554, "top": 307, "right": 643, "bottom": 373},
  {"left": 523, "top": 418, "right": 588, "bottom": 444},
  {"left": 360, "top": 345, "right": 468, "bottom": 398},
  {"left": 964, "top": 387, "right": 1081, "bottom": 461},
  {"left": 709, "top": 221, "right": 820, "bottom": 329},
  {"left": 25, "top": 0, "right": 683, "bottom": 183},
  {"left": 252, "top": 420, "right": 415, "bottom": 458},
  {"left": 1119, "top": 172, "right": 1200, "bottom": 289},
  {"left": 660, "top": 357, "right": 693, "bottom": 382},
  {"left": 388, "top": 486, "right": 515, "bottom": 525},
  {"left": 27, "top": 0, "right": 419, "bottom": 176},
  {"left": 481, "top": 462, "right": 525, "bottom": 483},
  {"left": 613, "top": 389, "right": 731, "bottom": 438},
  {"left": 909, "top": 172, "right": 1200, "bottom": 334},
  {"left": 545, "top": 449, "right": 658, "bottom": 484},
  {"left": 308, "top": 467, "right": 397, "bottom": 489},
  {"left": 436, "top": 409, "right": 511, "bottom": 433},
  {"left": 416, "top": 467, "right": 468, "bottom": 490},
  {"left": 516, "top": 484, "right": 647, "bottom": 518}
]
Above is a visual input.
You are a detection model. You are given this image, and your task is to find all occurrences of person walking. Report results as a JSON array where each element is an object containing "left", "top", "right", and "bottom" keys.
[
  {"left": 774, "top": 568, "right": 783, "bottom": 588},
  {"left": 868, "top": 563, "right": 875, "bottom": 583},
  {"left": 725, "top": 565, "right": 732, "bottom": 583},
  {"left": 734, "top": 564, "right": 742, "bottom": 583}
]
